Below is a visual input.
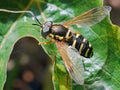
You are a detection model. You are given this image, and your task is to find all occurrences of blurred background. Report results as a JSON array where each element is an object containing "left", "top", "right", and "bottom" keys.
[
  {"left": 4, "top": 37, "right": 53, "bottom": 90},
  {"left": 104, "top": 0, "right": 120, "bottom": 26},
  {"left": 3, "top": 0, "right": 120, "bottom": 90}
]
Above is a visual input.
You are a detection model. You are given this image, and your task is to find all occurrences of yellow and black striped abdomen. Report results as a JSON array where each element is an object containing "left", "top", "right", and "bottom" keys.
[{"left": 66, "top": 33, "right": 93, "bottom": 58}]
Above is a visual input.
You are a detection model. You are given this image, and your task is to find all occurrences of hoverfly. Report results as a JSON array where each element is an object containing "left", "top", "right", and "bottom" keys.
[
  {"left": 0, "top": 6, "right": 111, "bottom": 85},
  {"left": 32, "top": 6, "right": 111, "bottom": 85}
]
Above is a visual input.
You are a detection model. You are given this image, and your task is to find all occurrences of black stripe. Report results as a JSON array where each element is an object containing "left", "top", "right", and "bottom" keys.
[
  {"left": 75, "top": 35, "right": 84, "bottom": 51},
  {"left": 81, "top": 41, "right": 89, "bottom": 57},
  {"left": 66, "top": 35, "right": 75, "bottom": 45},
  {"left": 68, "top": 31, "right": 72, "bottom": 37},
  {"left": 87, "top": 47, "right": 93, "bottom": 58}
]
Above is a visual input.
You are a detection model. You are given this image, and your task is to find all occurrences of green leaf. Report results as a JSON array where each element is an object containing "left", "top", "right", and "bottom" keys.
[{"left": 0, "top": 0, "right": 120, "bottom": 90}]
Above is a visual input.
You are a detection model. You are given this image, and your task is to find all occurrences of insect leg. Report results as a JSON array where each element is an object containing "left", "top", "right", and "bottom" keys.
[{"left": 38, "top": 39, "right": 54, "bottom": 45}]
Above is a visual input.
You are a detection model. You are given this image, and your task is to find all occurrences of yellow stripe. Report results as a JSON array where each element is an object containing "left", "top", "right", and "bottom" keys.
[
  {"left": 55, "top": 35, "right": 64, "bottom": 40},
  {"left": 72, "top": 40, "right": 76, "bottom": 47},
  {"left": 75, "top": 34, "right": 80, "bottom": 38},
  {"left": 83, "top": 38, "right": 86, "bottom": 42},
  {"left": 65, "top": 30, "right": 71, "bottom": 38},
  {"left": 79, "top": 44, "right": 83, "bottom": 54},
  {"left": 49, "top": 34, "right": 54, "bottom": 38},
  {"left": 79, "top": 38, "right": 86, "bottom": 53},
  {"left": 89, "top": 43, "right": 91, "bottom": 47},
  {"left": 85, "top": 48, "right": 90, "bottom": 57}
]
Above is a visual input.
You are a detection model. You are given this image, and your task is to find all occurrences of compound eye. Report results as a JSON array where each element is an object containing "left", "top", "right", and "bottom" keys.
[
  {"left": 41, "top": 26, "right": 50, "bottom": 38},
  {"left": 42, "top": 21, "right": 53, "bottom": 32},
  {"left": 41, "top": 21, "right": 53, "bottom": 38},
  {"left": 43, "top": 26, "right": 50, "bottom": 33},
  {"left": 41, "top": 30, "right": 49, "bottom": 38},
  {"left": 44, "top": 21, "right": 53, "bottom": 27}
]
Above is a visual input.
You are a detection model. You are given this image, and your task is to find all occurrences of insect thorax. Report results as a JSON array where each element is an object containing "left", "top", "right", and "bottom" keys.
[{"left": 48, "top": 24, "right": 72, "bottom": 41}]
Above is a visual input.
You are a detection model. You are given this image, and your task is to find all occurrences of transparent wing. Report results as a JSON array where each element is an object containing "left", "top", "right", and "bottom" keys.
[
  {"left": 56, "top": 42, "right": 85, "bottom": 85},
  {"left": 64, "top": 6, "right": 111, "bottom": 27}
]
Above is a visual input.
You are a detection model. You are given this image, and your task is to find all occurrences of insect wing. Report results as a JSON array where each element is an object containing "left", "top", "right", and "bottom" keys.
[
  {"left": 56, "top": 42, "right": 85, "bottom": 85},
  {"left": 64, "top": 6, "right": 111, "bottom": 27}
]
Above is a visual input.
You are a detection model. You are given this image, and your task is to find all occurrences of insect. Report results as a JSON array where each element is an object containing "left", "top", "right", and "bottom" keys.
[
  {"left": 0, "top": 6, "right": 111, "bottom": 85},
  {"left": 32, "top": 6, "right": 111, "bottom": 85}
]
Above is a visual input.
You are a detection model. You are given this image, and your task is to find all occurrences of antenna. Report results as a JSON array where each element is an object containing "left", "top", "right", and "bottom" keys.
[{"left": 0, "top": 9, "right": 42, "bottom": 27}]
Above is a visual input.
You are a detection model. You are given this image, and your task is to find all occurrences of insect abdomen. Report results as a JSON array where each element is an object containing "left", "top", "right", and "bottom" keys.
[{"left": 66, "top": 33, "right": 93, "bottom": 58}]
